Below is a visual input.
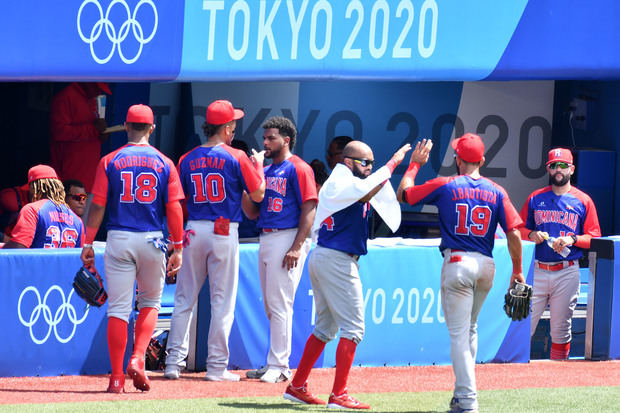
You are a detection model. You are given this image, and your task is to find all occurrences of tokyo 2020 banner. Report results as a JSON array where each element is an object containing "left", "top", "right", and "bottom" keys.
[{"left": 0, "top": 1, "right": 619, "bottom": 81}]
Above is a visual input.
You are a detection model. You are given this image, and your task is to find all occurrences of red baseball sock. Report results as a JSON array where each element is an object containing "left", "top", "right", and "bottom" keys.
[
  {"left": 331, "top": 338, "right": 357, "bottom": 396},
  {"left": 133, "top": 307, "right": 158, "bottom": 357},
  {"left": 550, "top": 341, "right": 570, "bottom": 360},
  {"left": 107, "top": 316, "right": 128, "bottom": 375},
  {"left": 291, "top": 334, "right": 326, "bottom": 388}
]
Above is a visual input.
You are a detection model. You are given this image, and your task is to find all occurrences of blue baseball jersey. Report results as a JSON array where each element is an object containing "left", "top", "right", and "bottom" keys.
[
  {"left": 92, "top": 143, "right": 184, "bottom": 232},
  {"left": 520, "top": 186, "right": 601, "bottom": 261},
  {"left": 257, "top": 155, "right": 317, "bottom": 230},
  {"left": 177, "top": 144, "right": 263, "bottom": 222},
  {"left": 404, "top": 175, "right": 522, "bottom": 257},
  {"left": 10, "top": 199, "right": 83, "bottom": 248},
  {"left": 318, "top": 201, "right": 371, "bottom": 256}
]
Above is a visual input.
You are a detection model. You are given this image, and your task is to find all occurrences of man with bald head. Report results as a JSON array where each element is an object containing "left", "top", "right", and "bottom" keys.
[{"left": 283, "top": 140, "right": 411, "bottom": 410}]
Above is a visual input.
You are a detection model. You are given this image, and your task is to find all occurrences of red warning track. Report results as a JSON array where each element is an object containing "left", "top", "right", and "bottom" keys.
[{"left": 0, "top": 360, "right": 619, "bottom": 405}]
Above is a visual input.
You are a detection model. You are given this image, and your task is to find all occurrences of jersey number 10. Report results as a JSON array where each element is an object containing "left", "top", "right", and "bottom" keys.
[{"left": 191, "top": 173, "right": 226, "bottom": 203}]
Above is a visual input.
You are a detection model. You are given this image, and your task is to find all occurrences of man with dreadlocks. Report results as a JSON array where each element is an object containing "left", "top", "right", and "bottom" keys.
[{"left": 2, "top": 164, "right": 84, "bottom": 249}]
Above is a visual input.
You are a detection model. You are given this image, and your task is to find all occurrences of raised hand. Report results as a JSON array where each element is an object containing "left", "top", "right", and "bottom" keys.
[
  {"left": 390, "top": 143, "right": 412, "bottom": 166},
  {"left": 410, "top": 139, "right": 433, "bottom": 165}
]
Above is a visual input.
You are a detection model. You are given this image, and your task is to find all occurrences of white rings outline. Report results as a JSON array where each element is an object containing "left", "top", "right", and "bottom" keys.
[
  {"left": 77, "top": 0, "right": 158, "bottom": 64},
  {"left": 17, "top": 285, "right": 90, "bottom": 345}
]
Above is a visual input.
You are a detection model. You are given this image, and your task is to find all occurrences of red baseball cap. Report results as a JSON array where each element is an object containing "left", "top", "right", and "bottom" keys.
[
  {"left": 126, "top": 104, "right": 154, "bottom": 124},
  {"left": 206, "top": 100, "right": 244, "bottom": 125},
  {"left": 28, "top": 164, "right": 59, "bottom": 184},
  {"left": 546, "top": 148, "right": 573, "bottom": 165},
  {"left": 451, "top": 133, "right": 485, "bottom": 163}
]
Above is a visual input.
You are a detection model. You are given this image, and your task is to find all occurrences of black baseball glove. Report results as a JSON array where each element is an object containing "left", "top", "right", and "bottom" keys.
[
  {"left": 73, "top": 266, "right": 108, "bottom": 307},
  {"left": 503, "top": 281, "right": 532, "bottom": 321}
]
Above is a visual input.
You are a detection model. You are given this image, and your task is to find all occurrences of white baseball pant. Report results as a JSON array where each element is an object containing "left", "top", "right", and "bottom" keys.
[
  {"left": 441, "top": 249, "right": 495, "bottom": 412},
  {"left": 258, "top": 229, "right": 310, "bottom": 372},
  {"left": 165, "top": 220, "right": 239, "bottom": 374},
  {"left": 530, "top": 261, "right": 580, "bottom": 344},
  {"left": 104, "top": 230, "right": 166, "bottom": 322},
  {"left": 307, "top": 245, "right": 365, "bottom": 344}
]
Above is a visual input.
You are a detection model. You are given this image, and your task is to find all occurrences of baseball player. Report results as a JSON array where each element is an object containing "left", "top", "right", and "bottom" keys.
[
  {"left": 519, "top": 148, "right": 601, "bottom": 360},
  {"left": 164, "top": 99, "right": 265, "bottom": 382},
  {"left": 80, "top": 104, "right": 185, "bottom": 394},
  {"left": 243, "top": 116, "right": 318, "bottom": 383},
  {"left": 63, "top": 179, "right": 87, "bottom": 218},
  {"left": 397, "top": 135, "right": 524, "bottom": 413},
  {"left": 2, "top": 164, "right": 83, "bottom": 249},
  {"left": 284, "top": 141, "right": 410, "bottom": 409}
]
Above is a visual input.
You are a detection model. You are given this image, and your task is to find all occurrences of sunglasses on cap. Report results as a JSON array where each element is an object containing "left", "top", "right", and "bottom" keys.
[
  {"left": 69, "top": 193, "right": 88, "bottom": 202},
  {"left": 346, "top": 157, "right": 374, "bottom": 167},
  {"left": 548, "top": 162, "right": 571, "bottom": 170}
]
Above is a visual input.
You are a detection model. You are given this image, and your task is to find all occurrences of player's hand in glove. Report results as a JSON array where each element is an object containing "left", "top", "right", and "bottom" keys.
[
  {"left": 503, "top": 281, "right": 532, "bottom": 321},
  {"left": 73, "top": 266, "right": 108, "bottom": 307}
]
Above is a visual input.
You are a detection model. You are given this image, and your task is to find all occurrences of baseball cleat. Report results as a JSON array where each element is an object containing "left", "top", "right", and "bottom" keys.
[
  {"left": 106, "top": 374, "right": 125, "bottom": 394},
  {"left": 260, "top": 368, "right": 290, "bottom": 383},
  {"left": 204, "top": 370, "right": 241, "bottom": 382},
  {"left": 127, "top": 356, "right": 151, "bottom": 391},
  {"left": 327, "top": 392, "right": 370, "bottom": 409},
  {"left": 449, "top": 397, "right": 478, "bottom": 413},
  {"left": 245, "top": 366, "right": 268, "bottom": 379},
  {"left": 164, "top": 364, "right": 181, "bottom": 380},
  {"left": 284, "top": 383, "right": 326, "bottom": 405}
]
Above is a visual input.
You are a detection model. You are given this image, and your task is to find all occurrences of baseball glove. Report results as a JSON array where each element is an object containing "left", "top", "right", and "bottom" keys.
[
  {"left": 73, "top": 266, "right": 108, "bottom": 307},
  {"left": 503, "top": 281, "right": 532, "bottom": 321}
]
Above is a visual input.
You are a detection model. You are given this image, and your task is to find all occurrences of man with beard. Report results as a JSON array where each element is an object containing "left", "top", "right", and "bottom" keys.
[
  {"left": 243, "top": 116, "right": 318, "bottom": 383},
  {"left": 519, "top": 148, "right": 600, "bottom": 360},
  {"left": 283, "top": 140, "right": 410, "bottom": 409}
]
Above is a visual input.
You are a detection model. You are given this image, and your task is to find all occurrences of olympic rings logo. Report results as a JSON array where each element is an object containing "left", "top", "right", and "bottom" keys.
[
  {"left": 17, "top": 285, "right": 90, "bottom": 345},
  {"left": 77, "top": 0, "right": 158, "bottom": 64}
]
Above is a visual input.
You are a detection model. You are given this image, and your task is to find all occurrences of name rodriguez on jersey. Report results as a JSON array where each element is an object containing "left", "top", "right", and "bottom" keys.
[{"left": 113, "top": 155, "right": 165, "bottom": 173}]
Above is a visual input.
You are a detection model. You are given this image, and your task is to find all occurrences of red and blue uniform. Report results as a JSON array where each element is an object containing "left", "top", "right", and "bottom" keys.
[
  {"left": 520, "top": 186, "right": 601, "bottom": 261},
  {"left": 403, "top": 171, "right": 522, "bottom": 412},
  {"left": 254, "top": 154, "right": 317, "bottom": 379},
  {"left": 10, "top": 199, "right": 83, "bottom": 248},
  {"left": 318, "top": 202, "right": 370, "bottom": 256},
  {"left": 404, "top": 175, "right": 522, "bottom": 256},
  {"left": 520, "top": 184, "right": 600, "bottom": 360},
  {"left": 166, "top": 143, "right": 263, "bottom": 376},
  {"left": 257, "top": 155, "right": 317, "bottom": 230},
  {"left": 91, "top": 143, "right": 184, "bottom": 230},
  {"left": 177, "top": 145, "right": 262, "bottom": 221}
]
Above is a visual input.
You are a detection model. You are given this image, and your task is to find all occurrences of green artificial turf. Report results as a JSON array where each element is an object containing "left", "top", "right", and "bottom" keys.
[{"left": 2, "top": 386, "right": 619, "bottom": 412}]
